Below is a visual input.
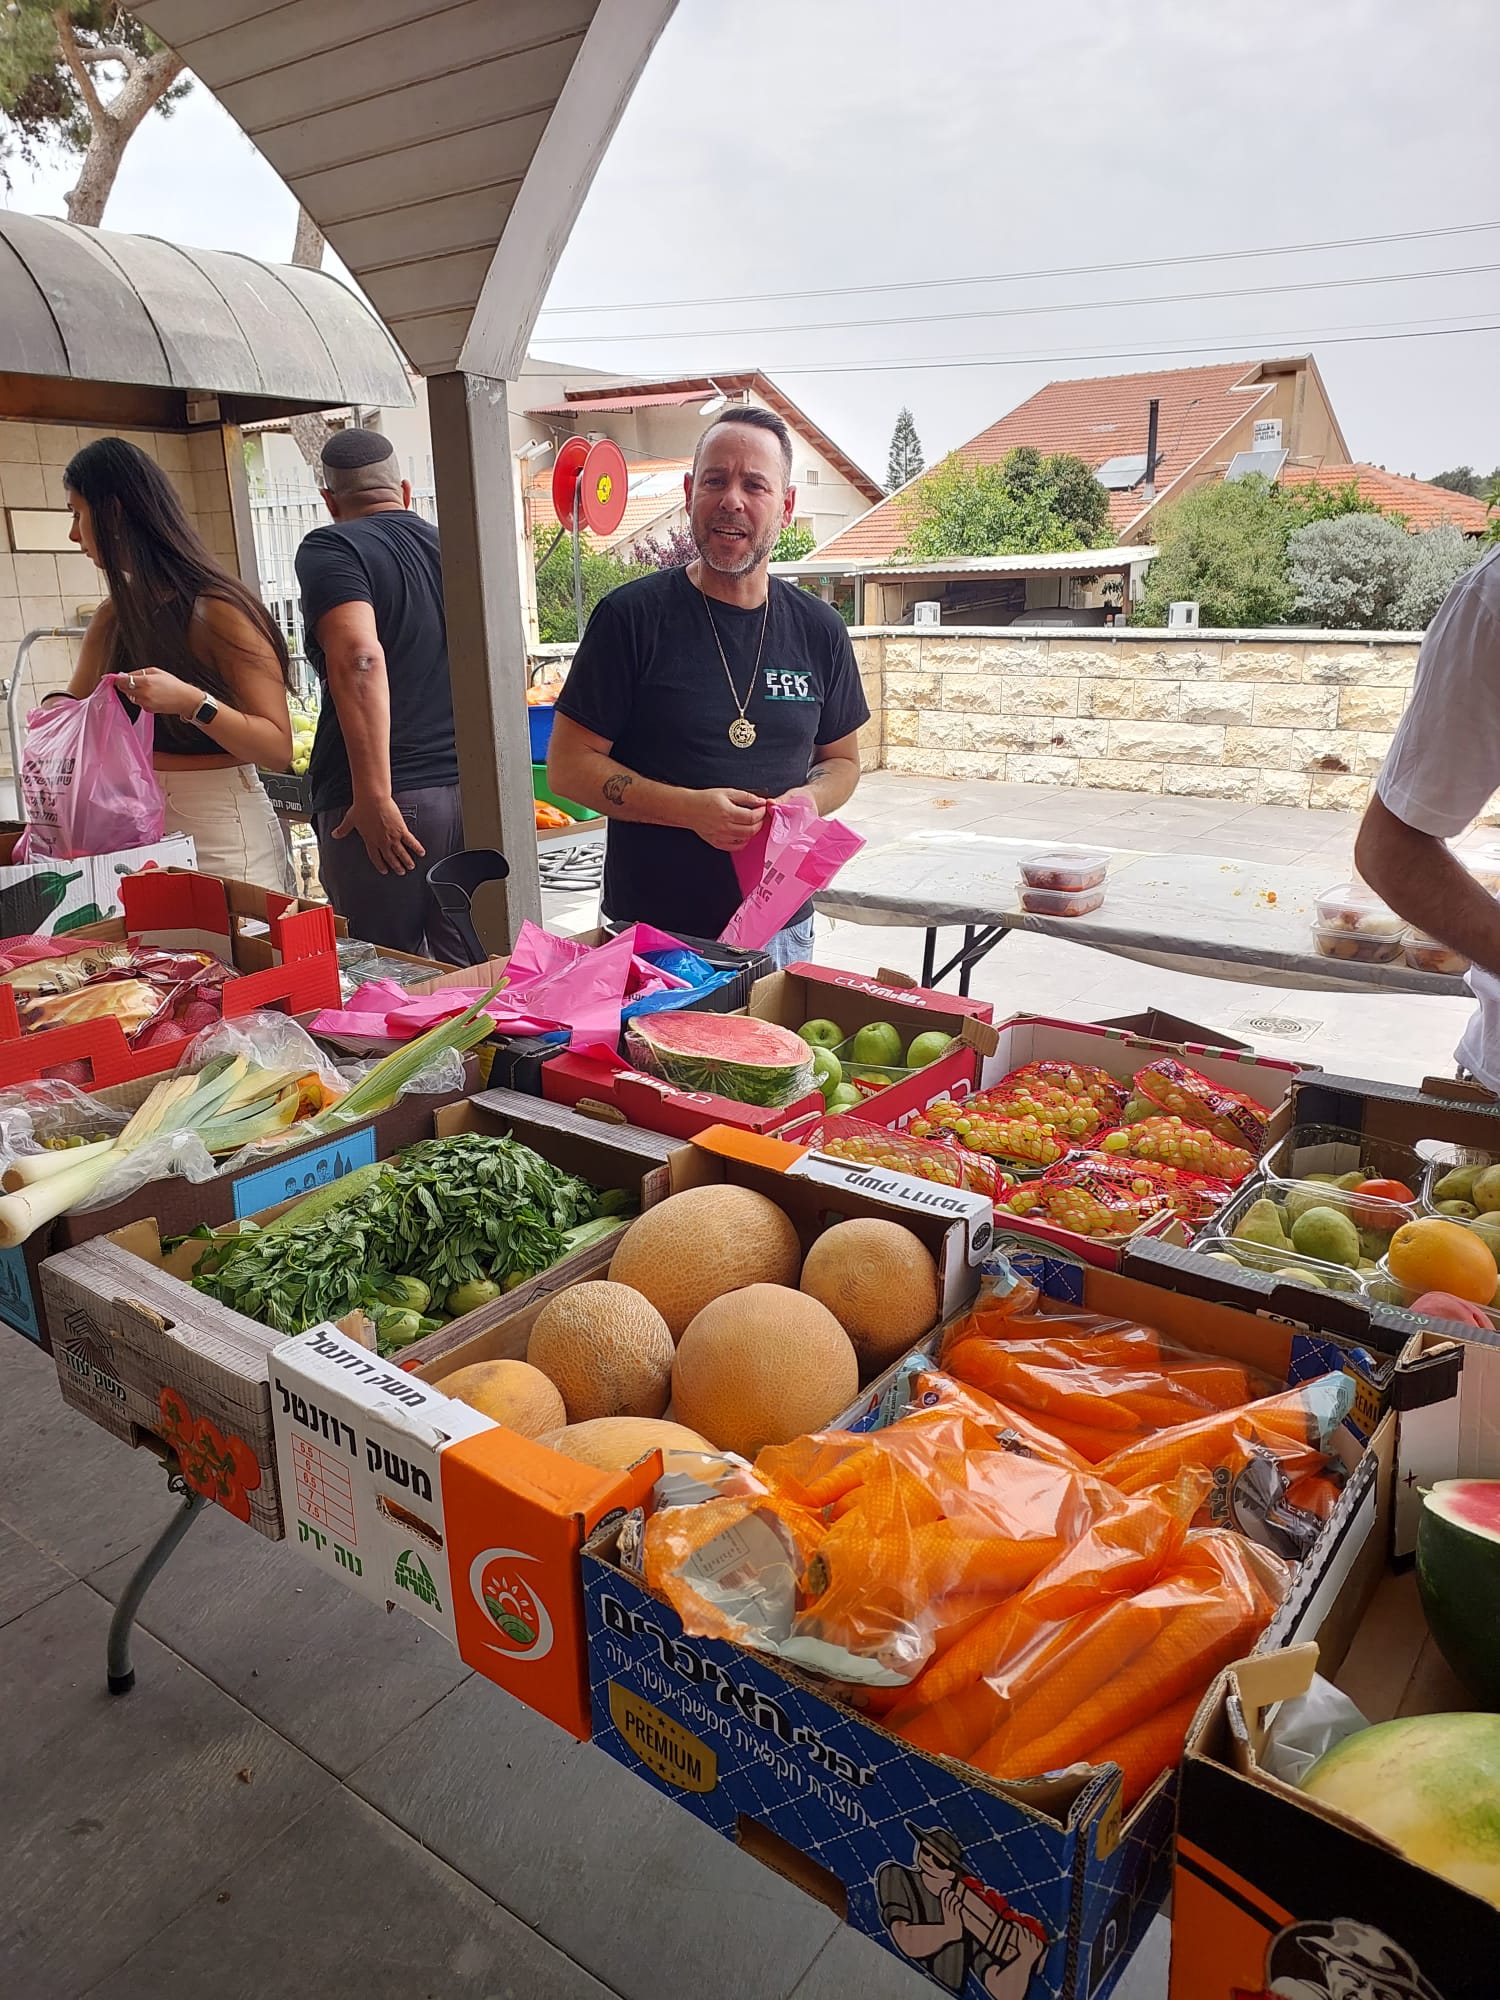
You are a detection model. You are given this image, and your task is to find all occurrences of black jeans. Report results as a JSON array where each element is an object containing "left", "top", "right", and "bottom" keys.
[{"left": 314, "top": 783, "right": 469, "bottom": 964}]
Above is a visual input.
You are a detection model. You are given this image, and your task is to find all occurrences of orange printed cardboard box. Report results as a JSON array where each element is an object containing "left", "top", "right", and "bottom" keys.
[{"left": 269, "top": 1323, "right": 656, "bottom": 1739}]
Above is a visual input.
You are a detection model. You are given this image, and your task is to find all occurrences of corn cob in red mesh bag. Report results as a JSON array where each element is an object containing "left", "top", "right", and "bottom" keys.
[
  {"left": 1130, "top": 1057, "right": 1269, "bottom": 1154},
  {"left": 1004, "top": 1153, "right": 1232, "bottom": 1239},
  {"left": 796, "top": 1114, "right": 1016, "bottom": 1199}
]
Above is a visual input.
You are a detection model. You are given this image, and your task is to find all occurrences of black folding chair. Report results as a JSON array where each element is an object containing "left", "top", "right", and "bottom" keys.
[{"left": 425, "top": 848, "right": 509, "bottom": 966}]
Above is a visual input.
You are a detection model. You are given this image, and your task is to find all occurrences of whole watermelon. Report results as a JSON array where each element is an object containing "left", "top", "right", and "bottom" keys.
[
  {"left": 1301, "top": 1713, "right": 1500, "bottom": 1908},
  {"left": 1416, "top": 1477, "right": 1500, "bottom": 1705}
]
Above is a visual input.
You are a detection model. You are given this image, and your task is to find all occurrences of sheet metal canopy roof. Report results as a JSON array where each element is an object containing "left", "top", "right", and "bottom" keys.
[
  {"left": 0, "top": 210, "right": 412, "bottom": 415},
  {"left": 133, "top": 1, "right": 673, "bottom": 379}
]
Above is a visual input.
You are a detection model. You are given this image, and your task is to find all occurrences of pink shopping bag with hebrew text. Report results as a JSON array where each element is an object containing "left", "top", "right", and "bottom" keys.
[
  {"left": 16, "top": 683, "right": 164, "bottom": 860},
  {"left": 719, "top": 797, "right": 864, "bottom": 952}
]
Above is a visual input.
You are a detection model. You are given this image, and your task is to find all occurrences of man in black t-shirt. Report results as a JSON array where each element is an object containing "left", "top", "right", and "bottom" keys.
[
  {"left": 549, "top": 406, "right": 867, "bottom": 962},
  {"left": 295, "top": 428, "right": 466, "bottom": 962}
]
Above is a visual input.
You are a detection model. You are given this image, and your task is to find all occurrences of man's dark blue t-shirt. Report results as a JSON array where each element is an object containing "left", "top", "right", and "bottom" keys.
[{"left": 556, "top": 566, "right": 868, "bottom": 936}]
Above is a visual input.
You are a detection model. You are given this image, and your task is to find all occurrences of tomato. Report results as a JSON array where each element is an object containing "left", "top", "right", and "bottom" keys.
[
  {"left": 1357, "top": 1177, "right": 1415, "bottom": 1204},
  {"left": 1351, "top": 1176, "right": 1415, "bottom": 1228}
]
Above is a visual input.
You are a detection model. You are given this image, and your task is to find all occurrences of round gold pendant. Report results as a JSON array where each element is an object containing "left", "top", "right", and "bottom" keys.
[{"left": 728, "top": 717, "right": 757, "bottom": 748}]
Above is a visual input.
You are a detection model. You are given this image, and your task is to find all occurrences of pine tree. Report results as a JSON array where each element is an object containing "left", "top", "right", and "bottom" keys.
[{"left": 886, "top": 408, "right": 925, "bottom": 493}]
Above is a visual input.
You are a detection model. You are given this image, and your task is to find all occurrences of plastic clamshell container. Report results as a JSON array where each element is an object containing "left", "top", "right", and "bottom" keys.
[
  {"left": 1191, "top": 1233, "right": 1368, "bottom": 1296},
  {"left": 1313, "top": 882, "right": 1405, "bottom": 938},
  {"left": 1402, "top": 929, "right": 1470, "bottom": 976},
  {"left": 1019, "top": 883, "right": 1107, "bottom": 917},
  {"left": 1262, "top": 1123, "right": 1425, "bottom": 1197},
  {"left": 1366, "top": 1266, "right": 1500, "bottom": 1331},
  {"left": 1419, "top": 1151, "right": 1500, "bottom": 1217},
  {"left": 1313, "top": 924, "right": 1403, "bottom": 964},
  {"left": 1017, "top": 847, "right": 1109, "bottom": 893},
  {"left": 1207, "top": 1172, "right": 1417, "bottom": 1260}
]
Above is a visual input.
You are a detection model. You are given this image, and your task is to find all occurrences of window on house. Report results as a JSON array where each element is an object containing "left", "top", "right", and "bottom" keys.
[{"left": 803, "top": 467, "right": 820, "bottom": 485}]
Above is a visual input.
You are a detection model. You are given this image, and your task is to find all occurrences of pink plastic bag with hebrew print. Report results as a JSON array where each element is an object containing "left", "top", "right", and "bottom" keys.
[
  {"left": 720, "top": 796, "right": 864, "bottom": 951},
  {"left": 16, "top": 684, "right": 164, "bottom": 859}
]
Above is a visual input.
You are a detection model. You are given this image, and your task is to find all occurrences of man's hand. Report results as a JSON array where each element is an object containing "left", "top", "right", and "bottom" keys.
[
  {"left": 332, "top": 795, "right": 425, "bottom": 875},
  {"left": 687, "top": 787, "right": 767, "bottom": 852},
  {"left": 937, "top": 1885, "right": 966, "bottom": 1945}
]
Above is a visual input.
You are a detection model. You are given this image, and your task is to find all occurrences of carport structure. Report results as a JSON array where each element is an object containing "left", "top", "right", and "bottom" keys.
[{"left": 133, "top": 0, "right": 680, "bottom": 946}]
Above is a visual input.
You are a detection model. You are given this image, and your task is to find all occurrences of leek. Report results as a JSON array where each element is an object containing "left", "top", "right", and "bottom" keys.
[
  {"left": 3, "top": 1137, "right": 118, "bottom": 1190},
  {"left": 308, "top": 983, "right": 503, "bottom": 1134}
]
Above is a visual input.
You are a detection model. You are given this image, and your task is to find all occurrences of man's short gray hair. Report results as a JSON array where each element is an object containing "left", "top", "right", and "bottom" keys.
[
  {"left": 319, "top": 426, "right": 403, "bottom": 497},
  {"left": 692, "top": 405, "right": 793, "bottom": 488}
]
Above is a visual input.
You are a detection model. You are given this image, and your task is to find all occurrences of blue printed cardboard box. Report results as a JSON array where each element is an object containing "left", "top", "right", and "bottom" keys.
[{"left": 584, "top": 1242, "right": 1445, "bottom": 2000}]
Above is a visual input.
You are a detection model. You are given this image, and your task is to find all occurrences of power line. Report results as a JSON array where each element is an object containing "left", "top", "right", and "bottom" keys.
[
  {"left": 534, "top": 260, "right": 1500, "bottom": 346},
  {"left": 538, "top": 218, "right": 1500, "bottom": 317},
  {"left": 760, "top": 319, "right": 1500, "bottom": 380}
]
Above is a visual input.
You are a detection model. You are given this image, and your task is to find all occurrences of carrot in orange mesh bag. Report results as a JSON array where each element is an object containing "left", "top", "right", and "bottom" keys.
[{"left": 1095, "top": 1372, "right": 1355, "bottom": 1558}]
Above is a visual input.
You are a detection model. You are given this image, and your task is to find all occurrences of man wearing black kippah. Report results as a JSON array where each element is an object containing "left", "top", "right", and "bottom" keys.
[{"left": 295, "top": 427, "right": 467, "bottom": 962}]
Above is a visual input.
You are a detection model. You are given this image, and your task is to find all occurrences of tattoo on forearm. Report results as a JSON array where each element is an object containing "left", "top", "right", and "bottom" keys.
[{"left": 602, "top": 771, "right": 634, "bottom": 807}]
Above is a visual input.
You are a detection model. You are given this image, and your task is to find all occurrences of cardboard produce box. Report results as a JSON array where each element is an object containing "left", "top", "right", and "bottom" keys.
[
  {"left": 41, "top": 1092, "right": 678, "bottom": 1541},
  {"left": 0, "top": 871, "right": 341, "bottom": 1091},
  {"left": 0, "top": 831, "right": 195, "bottom": 936},
  {"left": 0, "top": 1059, "right": 477, "bottom": 1353},
  {"left": 583, "top": 1256, "right": 1450, "bottom": 2000},
  {"left": 270, "top": 1124, "right": 989, "bottom": 1740},
  {"left": 1171, "top": 1405, "right": 1492, "bottom": 2000}
]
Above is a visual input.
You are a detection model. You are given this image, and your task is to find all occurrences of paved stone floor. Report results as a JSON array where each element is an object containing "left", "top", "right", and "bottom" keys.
[{"left": 10, "top": 771, "right": 1476, "bottom": 2000}]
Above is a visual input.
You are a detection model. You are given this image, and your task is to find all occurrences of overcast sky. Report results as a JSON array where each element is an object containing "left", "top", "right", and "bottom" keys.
[{"left": 6, "top": 0, "right": 1498, "bottom": 484}]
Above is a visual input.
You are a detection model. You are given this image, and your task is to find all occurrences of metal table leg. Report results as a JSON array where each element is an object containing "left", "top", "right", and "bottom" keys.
[
  {"left": 106, "top": 1475, "right": 208, "bottom": 1695},
  {"left": 923, "top": 924, "right": 1012, "bottom": 992}
]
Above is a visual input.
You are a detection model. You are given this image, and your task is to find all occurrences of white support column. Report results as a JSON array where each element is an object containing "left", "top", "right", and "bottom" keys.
[{"left": 428, "top": 369, "right": 542, "bottom": 952}]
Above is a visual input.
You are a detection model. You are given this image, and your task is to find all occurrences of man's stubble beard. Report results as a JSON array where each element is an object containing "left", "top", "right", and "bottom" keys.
[{"left": 695, "top": 515, "right": 782, "bottom": 577}]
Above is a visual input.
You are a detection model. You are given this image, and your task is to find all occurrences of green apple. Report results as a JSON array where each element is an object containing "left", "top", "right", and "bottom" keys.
[
  {"left": 799, "top": 1018, "right": 843, "bottom": 1049},
  {"left": 850, "top": 1020, "right": 903, "bottom": 1067},
  {"left": 826, "top": 1084, "right": 862, "bottom": 1113},
  {"left": 905, "top": 1029, "right": 953, "bottom": 1070},
  {"left": 809, "top": 1046, "right": 842, "bottom": 1098}
]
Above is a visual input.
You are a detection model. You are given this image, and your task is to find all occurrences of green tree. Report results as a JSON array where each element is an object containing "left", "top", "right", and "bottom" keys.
[
  {"left": 0, "top": 3, "right": 189, "bottom": 224},
  {"left": 896, "top": 446, "right": 1110, "bottom": 560},
  {"left": 886, "top": 407, "right": 925, "bottom": 492},
  {"left": 1135, "top": 475, "right": 1294, "bottom": 627},
  {"left": 534, "top": 528, "right": 653, "bottom": 644},
  {"left": 1429, "top": 467, "right": 1483, "bottom": 498},
  {"left": 1275, "top": 477, "right": 1393, "bottom": 531},
  {"left": 772, "top": 521, "right": 816, "bottom": 563}
]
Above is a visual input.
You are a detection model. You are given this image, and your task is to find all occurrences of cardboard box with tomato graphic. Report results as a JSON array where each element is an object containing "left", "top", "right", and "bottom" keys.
[{"left": 39, "top": 1092, "right": 678, "bottom": 1541}]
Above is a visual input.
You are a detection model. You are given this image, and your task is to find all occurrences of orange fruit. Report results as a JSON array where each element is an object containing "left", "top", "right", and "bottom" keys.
[{"left": 1387, "top": 1218, "right": 1498, "bottom": 1306}]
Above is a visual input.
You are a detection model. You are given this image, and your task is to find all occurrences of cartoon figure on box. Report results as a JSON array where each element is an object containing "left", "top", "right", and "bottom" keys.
[
  {"left": 877, "top": 1822, "right": 1048, "bottom": 1997},
  {"left": 1234, "top": 1917, "right": 1442, "bottom": 2000}
]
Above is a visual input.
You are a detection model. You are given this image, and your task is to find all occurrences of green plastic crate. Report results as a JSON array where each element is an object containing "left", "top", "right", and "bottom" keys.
[{"left": 532, "top": 762, "right": 599, "bottom": 821}]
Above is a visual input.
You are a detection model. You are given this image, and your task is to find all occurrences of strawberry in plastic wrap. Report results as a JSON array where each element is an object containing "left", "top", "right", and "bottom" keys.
[{"left": 1131, "top": 1058, "right": 1269, "bottom": 1154}]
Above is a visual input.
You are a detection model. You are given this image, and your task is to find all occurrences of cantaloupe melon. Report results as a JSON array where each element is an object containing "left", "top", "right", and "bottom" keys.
[
  {"left": 607, "top": 1185, "right": 801, "bottom": 1340},
  {"left": 539, "top": 1416, "right": 713, "bottom": 1472},
  {"left": 437, "top": 1359, "right": 565, "bottom": 1438},
  {"left": 526, "top": 1281, "right": 673, "bottom": 1424},
  {"left": 798, "top": 1218, "right": 939, "bottom": 1373},
  {"left": 672, "top": 1283, "right": 858, "bottom": 1458}
]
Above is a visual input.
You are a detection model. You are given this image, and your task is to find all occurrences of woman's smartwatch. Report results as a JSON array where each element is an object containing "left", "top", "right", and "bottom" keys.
[{"left": 192, "top": 692, "right": 220, "bottom": 728}]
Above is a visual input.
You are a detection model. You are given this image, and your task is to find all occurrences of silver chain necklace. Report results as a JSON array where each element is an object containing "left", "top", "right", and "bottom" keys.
[{"left": 698, "top": 573, "right": 769, "bottom": 749}]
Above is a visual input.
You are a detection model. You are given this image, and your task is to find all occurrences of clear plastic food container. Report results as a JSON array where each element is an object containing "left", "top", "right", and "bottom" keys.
[
  {"left": 1402, "top": 929, "right": 1470, "bottom": 976},
  {"left": 1314, "top": 881, "right": 1405, "bottom": 938},
  {"left": 1191, "top": 1234, "right": 1368, "bottom": 1296},
  {"left": 1018, "top": 847, "right": 1109, "bottom": 893},
  {"left": 1205, "top": 1173, "right": 1416, "bottom": 1269},
  {"left": 1367, "top": 1268, "right": 1500, "bottom": 1329},
  {"left": 1262, "top": 1122, "right": 1426, "bottom": 1196},
  {"left": 1313, "top": 924, "right": 1403, "bottom": 964},
  {"left": 1019, "top": 883, "right": 1107, "bottom": 917},
  {"left": 1419, "top": 1151, "right": 1500, "bottom": 1220}
]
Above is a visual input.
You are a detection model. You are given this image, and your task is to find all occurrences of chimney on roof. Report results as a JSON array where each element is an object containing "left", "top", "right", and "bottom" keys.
[{"left": 1142, "top": 398, "right": 1161, "bottom": 504}]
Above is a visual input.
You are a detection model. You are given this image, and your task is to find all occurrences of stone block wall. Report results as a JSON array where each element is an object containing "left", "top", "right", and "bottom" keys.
[{"left": 855, "top": 628, "right": 1425, "bottom": 811}]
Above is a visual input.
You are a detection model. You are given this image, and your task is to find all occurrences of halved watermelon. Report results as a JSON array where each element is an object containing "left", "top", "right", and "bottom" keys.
[
  {"left": 1416, "top": 1478, "right": 1500, "bottom": 1705},
  {"left": 625, "top": 1012, "right": 816, "bottom": 1108}
]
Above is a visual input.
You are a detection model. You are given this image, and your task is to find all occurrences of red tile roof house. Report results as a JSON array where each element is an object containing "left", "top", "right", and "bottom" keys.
[
  {"left": 810, "top": 357, "right": 1354, "bottom": 567},
  {"left": 1277, "top": 463, "right": 1494, "bottom": 534}
]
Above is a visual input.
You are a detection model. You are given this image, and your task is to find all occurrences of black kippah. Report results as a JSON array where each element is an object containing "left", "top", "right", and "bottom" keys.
[{"left": 320, "top": 427, "right": 396, "bottom": 469}]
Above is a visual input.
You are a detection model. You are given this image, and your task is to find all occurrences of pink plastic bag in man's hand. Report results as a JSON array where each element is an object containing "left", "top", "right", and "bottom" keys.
[
  {"left": 719, "top": 796, "right": 864, "bottom": 952},
  {"left": 16, "top": 684, "right": 164, "bottom": 860}
]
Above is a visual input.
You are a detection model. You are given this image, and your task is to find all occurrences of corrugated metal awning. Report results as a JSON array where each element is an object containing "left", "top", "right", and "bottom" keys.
[
  {"left": 0, "top": 211, "right": 412, "bottom": 414},
  {"left": 524, "top": 391, "right": 703, "bottom": 413},
  {"left": 772, "top": 546, "right": 1158, "bottom": 578}
]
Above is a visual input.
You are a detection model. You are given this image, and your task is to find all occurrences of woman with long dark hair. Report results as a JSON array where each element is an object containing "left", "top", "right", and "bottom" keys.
[{"left": 62, "top": 436, "right": 294, "bottom": 890}]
